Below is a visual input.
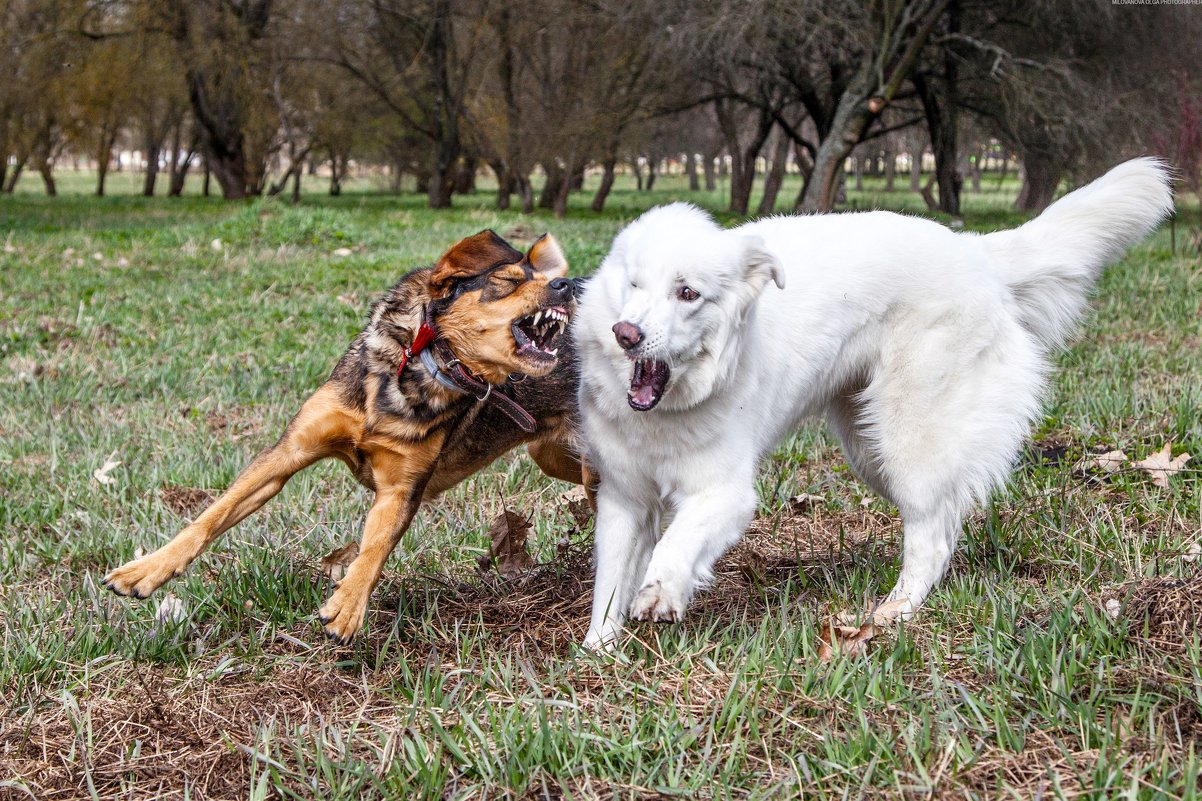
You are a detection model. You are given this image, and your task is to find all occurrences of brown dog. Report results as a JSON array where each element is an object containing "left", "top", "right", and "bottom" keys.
[{"left": 104, "top": 230, "right": 591, "bottom": 643}]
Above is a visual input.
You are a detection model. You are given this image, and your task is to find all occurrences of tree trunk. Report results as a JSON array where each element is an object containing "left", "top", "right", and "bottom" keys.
[
  {"left": 455, "top": 155, "right": 478, "bottom": 194},
  {"left": 884, "top": 141, "right": 896, "bottom": 192},
  {"left": 2, "top": 158, "right": 26, "bottom": 193},
  {"left": 592, "top": 156, "right": 617, "bottom": 212},
  {"left": 909, "top": 147, "right": 923, "bottom": 192},
  {"left": 290, "top": 165, "right": 301, "bottom": 203},
  {"left": 202, "top": 161, "right": 211, "bottom": 196},
  {"left": 1014, "top": 154, "right": 1061, "bottom": 212},
  {"left": 685, "top": 151, "right": 700, "bottom": 191},
  {"left": 515, "top": 174, "right": 534, "bottom": 214},
  {"left": 489, "top": 160, "right": 510, "bottom": 209},
  {"left": 914, "top": 70, "right": 960, "bottom": 216},
  {"left": 702, "top": 151, "right": 717, "bottom": 191},
  {"left": 538, "top": 161, "right": 563, "bottom": 209},
  {"left": 853, "top": 153, "right": 864, "bottom": 191},
  {"left": 37, "top": 161, "right": 56, "bottom": 196},
  {"left": 791, "top": 144, "right": 815, "bottom": 209},
  {"left": 645, "top": 157, "right": 659, "bottom": 191},
  {"left": 757, "top": 129, "right": 791, "bottom": 216},
  {"left": 143, "top": 143, "right": 159, "bottom": 196},
  {"left": 553, "top": 157, "right": 583, "bottom": 218},
  {"left": 632, "top": 159, "right": 644, "bottom": 191}
]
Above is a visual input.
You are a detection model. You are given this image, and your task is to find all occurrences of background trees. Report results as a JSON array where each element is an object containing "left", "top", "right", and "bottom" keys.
[{"left": 3, "top": 0, "right": 1198, "bottom": 214}]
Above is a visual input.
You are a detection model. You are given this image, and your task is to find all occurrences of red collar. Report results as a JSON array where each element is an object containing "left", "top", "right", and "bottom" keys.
[{"left": 397, "top": 321, "right": 437, "bottom": 376}]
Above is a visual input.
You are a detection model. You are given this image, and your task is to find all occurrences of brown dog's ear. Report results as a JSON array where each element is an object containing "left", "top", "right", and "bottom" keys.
[
  {"left": 526, "top": 234, "right": 568, "bottom": 279},
  {"left": 430, "top": 230, "right": 523, "bottom": 296}
]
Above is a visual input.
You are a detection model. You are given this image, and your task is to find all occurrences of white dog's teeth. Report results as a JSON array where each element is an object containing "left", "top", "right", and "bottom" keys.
[
  {"left": 550, "top": 348, "right": 558, "bottom": 356},
  {"left": 533, "top": 311, "right": 543, "bottom": 326}
]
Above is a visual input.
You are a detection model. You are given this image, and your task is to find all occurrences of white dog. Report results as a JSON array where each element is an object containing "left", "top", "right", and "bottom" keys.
[{"left": 574, "top": 158, "right": 1172, "bottom": 649}]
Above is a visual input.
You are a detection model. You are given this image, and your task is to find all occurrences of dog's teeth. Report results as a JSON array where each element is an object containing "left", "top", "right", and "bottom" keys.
[
  {"left": 550, "top": 348, "right": 558, "bottom": 356},
  {"left": 534, "top": 311, "right": 543, "bottom": 326}
]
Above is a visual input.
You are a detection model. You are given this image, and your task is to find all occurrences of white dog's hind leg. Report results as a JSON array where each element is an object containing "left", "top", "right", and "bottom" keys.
[
  {"left": 584, "top": 488, "right": 657, "bottom": 651},
  {"left": 884, "top": 501, "right": 965, "bottom": 617},
  {"left": 630, "top": 484, "right": 757, "bottom": 623}
]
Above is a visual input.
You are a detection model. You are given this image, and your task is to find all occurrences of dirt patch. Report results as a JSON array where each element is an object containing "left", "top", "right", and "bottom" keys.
[
  {"left": 1107, "top": 574, "right": 1202, "bottom": 655},
  {"left": 159, "top": 485, "right": 217, "bottom": 519},
  {"left": 0, "top": 664, "right": 370, "bottom": 801},
  {"left": 366, "top": 505, "right": 899, "bottom": 660}
]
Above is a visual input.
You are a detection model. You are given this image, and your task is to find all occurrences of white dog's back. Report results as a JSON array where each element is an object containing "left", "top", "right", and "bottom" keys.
[{"left": 579, "top": 159, "right": 1172, "bottom": 649}]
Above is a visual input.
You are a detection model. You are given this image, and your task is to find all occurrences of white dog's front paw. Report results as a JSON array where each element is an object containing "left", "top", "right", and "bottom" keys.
[{"left": 629, "top": 580, "right": 687, "bottom": 623}]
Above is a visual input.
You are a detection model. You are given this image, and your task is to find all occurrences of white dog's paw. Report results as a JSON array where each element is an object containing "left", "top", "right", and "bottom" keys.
[
  {"left": 880, "top": 589, "right": 916, "bottom": 622},
  {"left": 582, "top": 625, "right": 621, "bottom": 654},
  {"left": 629, "top": 580, "right": 687, "bottom": 623}
]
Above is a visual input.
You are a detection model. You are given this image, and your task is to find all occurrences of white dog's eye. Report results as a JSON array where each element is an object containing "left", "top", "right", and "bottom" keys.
[{"left": 677, "top": 285, "right": 700, "bottom": 302}]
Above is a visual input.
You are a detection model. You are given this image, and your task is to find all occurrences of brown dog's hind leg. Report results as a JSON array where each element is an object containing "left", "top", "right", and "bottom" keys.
[
  {"left": 528, "top": 438, "right": 598, "bottom": 510},
  {"left": 103, "top": 385, "right": 355, "bottom": 600}
]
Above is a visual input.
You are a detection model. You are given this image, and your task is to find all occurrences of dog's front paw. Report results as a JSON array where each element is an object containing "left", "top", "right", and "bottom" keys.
[
  {"left": 103, "top": 551, "right": 185, "bottom": 599},
  {"left": 318, "top": 586, "right": 368, "bottom": 645},
  {"left": 629, "top": 580, "right": 687, "bottom": 623}
]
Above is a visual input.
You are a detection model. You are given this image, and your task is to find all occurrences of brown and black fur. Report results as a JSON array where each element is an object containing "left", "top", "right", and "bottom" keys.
[{"left": 103, "top": 230, "right": 592, "bottom": 643}]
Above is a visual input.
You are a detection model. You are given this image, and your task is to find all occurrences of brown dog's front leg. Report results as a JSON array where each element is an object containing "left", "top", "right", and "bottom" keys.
[
  {"left": 317, "top": 446, "right": 438, "bottom": 644},
  {"left": 103, "top": 385, "right": 352, "bottom": 600},
  {"left": 316, "top": 488, "right": 424, "bottom": 644}
]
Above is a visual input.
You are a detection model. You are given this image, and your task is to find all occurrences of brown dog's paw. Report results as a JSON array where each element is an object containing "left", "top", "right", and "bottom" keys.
[
  {"left": 317, "top": 587, "right": 368, "bottom": 645},
  {"left": 629, "top": 580, "right": 686, "bottom": 623},
  {"left": 102, "top": 552, "right": 184, "bottom": 599}
]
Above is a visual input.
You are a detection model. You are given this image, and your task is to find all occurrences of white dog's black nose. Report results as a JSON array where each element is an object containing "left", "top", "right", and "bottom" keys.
[{"left": 612, "top": 321, "right": 644, "bottom": 350}]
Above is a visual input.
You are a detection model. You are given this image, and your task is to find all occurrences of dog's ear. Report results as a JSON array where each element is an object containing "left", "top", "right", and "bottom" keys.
[
  {"left": 742, "top": 236, "right": 786, "bottom": 292},
  {"left": 430, "top": 230, "right": 523, "bottom": 296},
  {"left": 526, "top": 234, "right": 568, "bottom": 278}
]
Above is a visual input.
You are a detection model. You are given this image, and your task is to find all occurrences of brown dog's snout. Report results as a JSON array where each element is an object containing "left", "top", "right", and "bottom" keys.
[
  {"left": 548, "top": 277, "right": 574, "bottom": 302},
  {"left": 612, "top": 321, "right": 644, "bottom": 350}
]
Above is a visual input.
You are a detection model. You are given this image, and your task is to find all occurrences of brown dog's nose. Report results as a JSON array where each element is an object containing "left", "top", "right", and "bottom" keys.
[{"left": 612, "top": 321, "right": 644, "bottom": 350}]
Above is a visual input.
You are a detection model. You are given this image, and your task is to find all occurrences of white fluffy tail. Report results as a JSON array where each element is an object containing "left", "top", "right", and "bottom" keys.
[{"left": 984, "top": 157, "right": 1174, "bottom": 349}]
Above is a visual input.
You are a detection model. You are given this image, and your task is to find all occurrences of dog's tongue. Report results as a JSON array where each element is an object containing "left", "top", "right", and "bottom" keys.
[{"left": 628, "top": 360, "right": 670, "bottom": 411}]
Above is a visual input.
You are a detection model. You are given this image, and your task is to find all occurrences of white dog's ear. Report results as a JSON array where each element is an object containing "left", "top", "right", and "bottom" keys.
[{"left": 742, "top": 236, "right": 785, "bottom": 291}]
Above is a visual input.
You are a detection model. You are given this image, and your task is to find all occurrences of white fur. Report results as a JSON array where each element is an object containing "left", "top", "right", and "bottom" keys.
[{"left": 576, "top": 158, "right": 1173, "bottom": 650}]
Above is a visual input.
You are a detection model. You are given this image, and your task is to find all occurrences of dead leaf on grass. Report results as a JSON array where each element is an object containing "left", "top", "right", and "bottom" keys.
[
  {"left": 1073, "top": 449, "right": 1128, "bottom": 475},
  {"left": 482, "top": 509, "right": 535, "bottom": 579},
  {"left": 93, "top": 453, "right": 121, "bottom": 485},
  {"left": 789, "top": 493, "right": 824, "bottom": 513},
  {"left": 817, "top": 618, "right": 876, "bottom": 661},
  {"left": 868, "top": 596, "right": 910, "bottom": 625},
  {"left": 319, "top": 541, "right": 359, "bottom": 582},
  {"left": 155, "top": 593, "right": 187, "bottom": 627},
  {"left": 1133, "top": 442, "right": 1191, "bottom": 489}
]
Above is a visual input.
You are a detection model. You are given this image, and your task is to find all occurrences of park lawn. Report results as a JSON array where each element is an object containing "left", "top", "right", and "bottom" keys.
[{"left": 1, "top": 173, "right": 1200, "bottom": 800}]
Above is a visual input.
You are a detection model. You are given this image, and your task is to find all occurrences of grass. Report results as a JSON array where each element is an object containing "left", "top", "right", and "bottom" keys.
[{"left": 1, "top": 169, "right": 1200, "bottom": 800}]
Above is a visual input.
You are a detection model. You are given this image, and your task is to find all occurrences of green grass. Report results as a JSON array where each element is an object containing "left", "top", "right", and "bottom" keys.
[{"left": 1, "top": 170, "right": 1200, "bottom": 800}]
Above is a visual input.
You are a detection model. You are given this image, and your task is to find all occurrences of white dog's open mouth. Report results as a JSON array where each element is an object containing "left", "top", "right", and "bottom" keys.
[{"left": 628, "top": 359, "right": 670, "bottom": 410}]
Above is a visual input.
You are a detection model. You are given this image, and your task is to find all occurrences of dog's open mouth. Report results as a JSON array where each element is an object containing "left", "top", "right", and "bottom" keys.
[
  {"left": 628, "top": 359, "right": 670, "bottom": 411},
  {"left": 512, "top": 306, "right": 569, "bottom": 363}
]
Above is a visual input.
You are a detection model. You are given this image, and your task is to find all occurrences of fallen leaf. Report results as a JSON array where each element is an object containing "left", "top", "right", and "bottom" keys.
[
  {"left": 210, "top": 238, "right": 224, "bottom": 252},
  {"left": 789, "top": 493, "right": 824, "bottom": 513},
  {"left": 1104, "top": 598, "right": 1122, "bottom": 620},
  {"left": 116, "top": 256, "right": 130, "bottom": 267},
  {"left": 1133, "top": 442, "right": 1191, "bottom": 489},
  {"left": 485, "top": 509, "right": 535, "bottom": 579},
  {"left": 1182, "top": 543, "right": 1200, "bottom": 563},
  {"left": 156, "top": 593, "right": 187, "bottom": 626},
  {"left": 91, "top": 251, "right": 104, "bottom": 261},
  {"left": 319, "top": 541, "right": 360, "bottom": 582},
  {"left": 332, "top": 247, "right": 353, "bottom": 257},
  {"left": 1073, "top": 449, "right": 1128, "bottom": 474},
  {"left": 93, "top": 453, "right": 121, "bottom": 485},
  {"left": 817, "top": 618, "right": 875, "bottom": 661},
  {"left": 868, "top": 596, "right": 910, "bottom": 625}
]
